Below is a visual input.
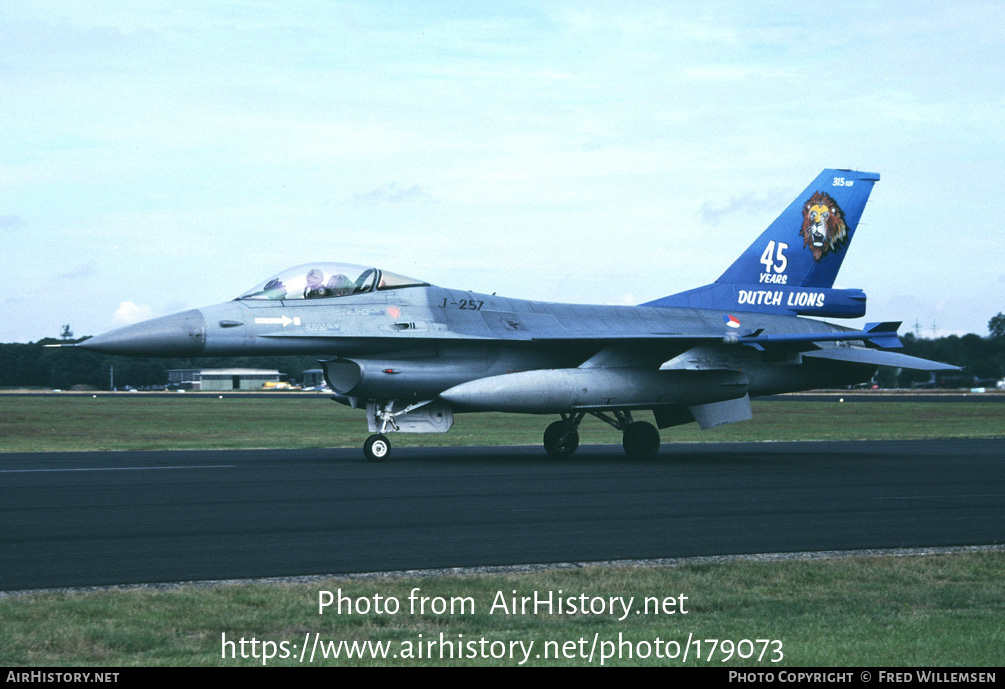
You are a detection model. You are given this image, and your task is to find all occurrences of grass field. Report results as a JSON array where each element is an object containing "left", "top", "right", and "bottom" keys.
[
  {"left": 2, "top": 394, "right": 1002, "bottom": 667},
  {"left": 1, "top": 551, "right": 1002, "bottom": 667},
  {"left": 1, "top": 394, "right": 1003, "bottom": 453}
]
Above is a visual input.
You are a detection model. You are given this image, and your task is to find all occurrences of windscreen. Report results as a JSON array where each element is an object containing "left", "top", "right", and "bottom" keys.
[
  {"left": 237, "top": 263, "right": 377, "bottom": 300},
  {"left": 237, "top": 263, "right": 427, "bottom": 300}
]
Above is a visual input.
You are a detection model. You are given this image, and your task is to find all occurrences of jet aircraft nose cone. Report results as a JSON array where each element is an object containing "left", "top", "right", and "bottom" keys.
[{"left": 78, "top": 309, "right": 207, "bottom": 356}]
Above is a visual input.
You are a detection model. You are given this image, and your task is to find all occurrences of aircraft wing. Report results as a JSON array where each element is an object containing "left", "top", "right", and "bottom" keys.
[
  {"left": 535, "top": 321, "right": 959, "bottom": 373},
  {"left": 532, "top": 322, "right": 905, "bottom": 348},
  {"left": 256, "top": 322, "right": 957, "bottom": 372}
]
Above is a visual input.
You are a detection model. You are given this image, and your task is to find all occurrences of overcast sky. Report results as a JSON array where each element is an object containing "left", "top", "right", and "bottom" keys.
[{"left": 3, "top": 1, "right": 1003, "bottom": 343}]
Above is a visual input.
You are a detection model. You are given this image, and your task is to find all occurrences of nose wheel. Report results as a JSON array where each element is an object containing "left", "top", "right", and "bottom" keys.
[{"left": 363, "top": 434, "right": 391, "bottom": 462}]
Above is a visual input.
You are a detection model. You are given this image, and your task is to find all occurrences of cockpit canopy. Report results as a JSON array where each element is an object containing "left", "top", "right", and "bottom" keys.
[{"left": 237, "top": 263, "right": 428, "bottom": 301}]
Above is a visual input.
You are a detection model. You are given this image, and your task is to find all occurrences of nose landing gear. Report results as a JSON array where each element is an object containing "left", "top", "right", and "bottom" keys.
[{"left": 363, "top": 433, "right": 391, "bottom": 462}]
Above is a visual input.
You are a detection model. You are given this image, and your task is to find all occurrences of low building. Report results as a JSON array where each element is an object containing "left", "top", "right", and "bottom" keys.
[
  {"left": 166, "top": 368, "right": 284, "bottom": 391},
  {"left": 302, "top": 369, "right": 326, "bottom": 387}
]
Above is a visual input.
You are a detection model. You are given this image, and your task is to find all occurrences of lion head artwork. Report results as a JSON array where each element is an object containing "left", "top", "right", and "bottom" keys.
[{"left": 800, "top": 191, "right": 848, "bottom": 261}]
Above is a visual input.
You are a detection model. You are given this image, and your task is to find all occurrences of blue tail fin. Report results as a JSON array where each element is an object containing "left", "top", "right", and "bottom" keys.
[
  {"left": 644, "top": 169, "right": 879, "bottom": 318},
  {"left": 716, "top": 168, "right": 879, "bottom": 288}
]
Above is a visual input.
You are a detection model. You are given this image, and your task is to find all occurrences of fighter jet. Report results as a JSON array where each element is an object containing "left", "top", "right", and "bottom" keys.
[{"left": 78, "top": 169, "right": 957, "bottom": 461}]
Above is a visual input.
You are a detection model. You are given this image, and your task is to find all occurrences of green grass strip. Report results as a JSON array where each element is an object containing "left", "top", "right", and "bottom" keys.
[
  {"left": 2, "top": 551, "right": 1001, "bottom": 666},
  {"left": 1, "top": 396, "right": 1003, "bottom": 453}
]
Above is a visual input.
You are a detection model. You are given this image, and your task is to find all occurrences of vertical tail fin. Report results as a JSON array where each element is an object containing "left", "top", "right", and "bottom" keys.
[
  {"left": 715, "top": 168, "right": 879, "bottom": 289},
  {"left": 643, "top": 169, "right": 879, "bottom": 317}
]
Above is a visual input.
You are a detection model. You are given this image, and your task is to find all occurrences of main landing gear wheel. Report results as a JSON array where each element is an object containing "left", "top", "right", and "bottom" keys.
[
  {"left": 543, "top": 420, "right": 580, "bottom": 458},
  {"left": 622, "top": 421, "right": 660, "bottom": 459},
  {"left": 363, "top": 434, "right": 391, "bottom": 463}
]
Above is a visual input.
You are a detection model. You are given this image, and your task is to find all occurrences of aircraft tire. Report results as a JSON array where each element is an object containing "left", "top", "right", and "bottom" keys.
[
  {"left": 622, "top": 421, "right": 660, "bottom": 459},
  {"left": 364, "top": 434, "right": 391, "bottom": 462},
  {"left": 543, "top": 420, "right": 579, "bottom": 458}
]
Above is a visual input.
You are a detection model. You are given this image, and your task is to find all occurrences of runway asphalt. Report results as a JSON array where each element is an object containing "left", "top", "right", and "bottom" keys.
[{"left": 2, "top": 438, "right": 1002, "bottom": 591}]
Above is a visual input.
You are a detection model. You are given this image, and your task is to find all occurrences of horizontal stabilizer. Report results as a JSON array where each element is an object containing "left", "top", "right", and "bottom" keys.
[
  {"left": 861, "top": 321, "right": 902, "bottom": 349},
  {"left": 803, "top": 348, "right": 961, "bottom": 371}
]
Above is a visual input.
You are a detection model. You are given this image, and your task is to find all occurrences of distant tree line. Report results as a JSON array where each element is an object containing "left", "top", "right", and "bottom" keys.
[
  {"left": 878, "top": 332, "right": 1004, "bottom": 388},
  {"left": 0, "top": 339, "right": 322, "bottom": 391},
  {"left": 881, "top": 312, "right": 1005, "bottom": 388},
  {"left": 2, "top": 313, "right": 1003, "bottom": 391}
]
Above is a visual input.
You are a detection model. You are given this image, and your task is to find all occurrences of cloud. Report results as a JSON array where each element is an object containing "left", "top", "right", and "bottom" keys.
[
  {"left": 0, "top": 215, "right": 24, "bottom": 231},
  {"left": 353, "top": 184, "right": 433, "bottom": 205},
  {"left": 608, "top": 293, "right": 637, "bottom": 306},
  {"left": 699, "top": 191, "right": 786, "bottom": 227},
  {"left": 58, "top": 261, "right": 97, "bottom": 280},
  {"left": 113, "top": 301, "right": 153, "bottom": 325}
]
